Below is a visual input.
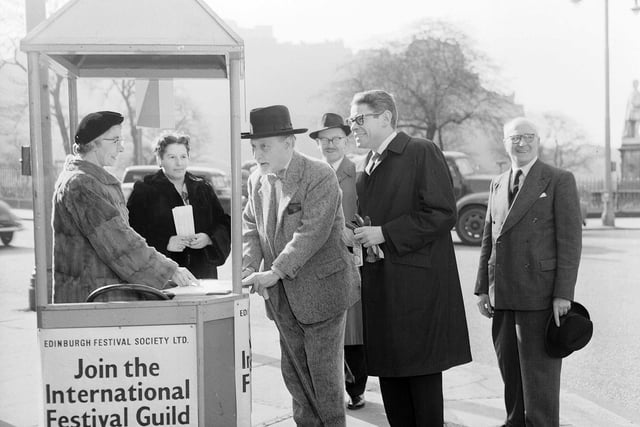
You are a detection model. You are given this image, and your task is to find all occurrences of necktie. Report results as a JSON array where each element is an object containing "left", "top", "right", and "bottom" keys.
[
  {"left": 366, "top": 152, "right": 380, "bottom": 175},
  {"left": 266, "top": 174, "right": 279, "bottom": 242},
  {"left": 509, "top": 169, "right": 523, "bottom": 207}
]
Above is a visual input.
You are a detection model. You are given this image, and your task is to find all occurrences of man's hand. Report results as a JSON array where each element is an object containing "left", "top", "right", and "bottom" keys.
[
  {"left": 187, "top": 233, "right": 212, "bottom": 249},
  {"left": 477, "top": 294, "right": 494, "bottom": 318},
  {"left": 342, "top": 227, "right": 356, "bottom": 247},
  {"left": 241, "top": 270, "right": 280, "bottom": 300},
  {"left": 167, "top": 235, "right": 191, "bottom": 252},
  {"left": 171, "top": 267, "right": 199, "bottom": 287},
  {"left": 553, "top": 297, "right": 572, "bottom": 327},
  {"left": 241, "top": 267, "right": 255, "bottom": 279},
  {"left": 354, "top": 226, "right": 385, "bottom": 248}
]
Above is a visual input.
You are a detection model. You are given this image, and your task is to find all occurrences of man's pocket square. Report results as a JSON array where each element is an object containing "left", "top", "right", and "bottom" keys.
[
  {"left": 286, "top": 203, "right": 302, "bottom": 214},
  {"left": 539, "top": 192, "right": 547, "bottom": 198}
]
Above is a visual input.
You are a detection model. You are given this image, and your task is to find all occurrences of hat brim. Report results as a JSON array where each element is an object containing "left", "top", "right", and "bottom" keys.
[
  {"left": 308, "top": 125, "right": 352, "bottom": 140},
  {"left": 544, "top": 301, "right": 592, "bottom": 359},
  {"left": 241, "top": 128, "right": 308, "bottom": 139}
]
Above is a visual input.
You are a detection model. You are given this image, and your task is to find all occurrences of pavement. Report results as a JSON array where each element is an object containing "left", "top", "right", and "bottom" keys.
[{"left": 2, "top": 211, "right": 639, "bottom": 426}]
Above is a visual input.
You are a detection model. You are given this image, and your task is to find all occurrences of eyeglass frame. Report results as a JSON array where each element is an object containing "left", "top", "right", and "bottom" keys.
[
  {"left": 101, "top": 137, "right": 124, "bottom": 144},
  {"left": 347, "top": 112, "right": 384, "bottom": 126},
  {"left": 504, "top": 133, "right": 537, "bottom": 144},
  {"left": 316, "top": 136, "right": 347, "bottom": 145}
]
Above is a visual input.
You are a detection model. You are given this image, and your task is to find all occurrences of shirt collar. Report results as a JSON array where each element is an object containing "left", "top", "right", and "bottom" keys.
[
  {"left": 330, "top": 156, "right": 344, "bottom": 171},
  {"left": 512, "top": 157, "right": 537, "bottom": 181},
  {"left": 375, "top": 131, "right": 398, "bottom": 155}
]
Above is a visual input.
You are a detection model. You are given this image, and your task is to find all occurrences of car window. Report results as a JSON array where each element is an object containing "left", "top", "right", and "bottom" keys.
[
  {"left": 122, "top": 169, "right": 158, "bottom": 183},
  {"left": 454, "top": 158, "right": 476, "bottom": 177}
]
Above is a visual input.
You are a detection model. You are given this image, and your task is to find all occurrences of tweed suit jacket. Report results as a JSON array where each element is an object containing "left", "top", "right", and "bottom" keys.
[
  {"left": 475, "top": 160, "right": 582, "bottom": 310},
  {"left": 242, "top": 150, "right": 360, "bottom": 324}
]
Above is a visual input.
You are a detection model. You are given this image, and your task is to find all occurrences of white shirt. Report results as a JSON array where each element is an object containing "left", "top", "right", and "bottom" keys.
[
  {"left": 511, "top": 157, "right": 537, "bottom": 191},
  {"left": 366, "top": 131, "right": 397, "bottom": 174},
  {"left": 330, "top": 157, "right": 344, "bottom": 171}
]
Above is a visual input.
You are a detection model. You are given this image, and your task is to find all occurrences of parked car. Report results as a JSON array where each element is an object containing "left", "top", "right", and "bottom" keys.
[
  {"left": 0, "top": 199, "right": 24, "bottom": 246},
  {"left": 121, "top": 165, "right": 232, "bottom": 215},
  {"left": 444, "top": 151, "right": 492, "bottom": 246}
]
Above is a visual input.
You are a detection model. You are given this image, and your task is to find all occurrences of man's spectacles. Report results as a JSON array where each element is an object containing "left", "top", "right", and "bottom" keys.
[
  {"left": 347, "top": 112, "right": 383, "bottom": 126},
  {"left": 505, "top": 134, "right": 536, "bottom": 144},
  {"left": 316, "top": 136, "right": 346, "bottom": 145}
]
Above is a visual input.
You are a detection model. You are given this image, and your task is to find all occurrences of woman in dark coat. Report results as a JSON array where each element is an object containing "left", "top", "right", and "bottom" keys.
[{"left": 127, "top": 133, "right": 231, "bottom": 279}]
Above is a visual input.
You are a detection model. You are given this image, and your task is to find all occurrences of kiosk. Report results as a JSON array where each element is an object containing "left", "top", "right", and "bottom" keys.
[{"left": 20, "top": 0, "right": 249, "bottom": 425}]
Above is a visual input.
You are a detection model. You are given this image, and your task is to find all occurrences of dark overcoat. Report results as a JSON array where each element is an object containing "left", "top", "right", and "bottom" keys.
[
  {"left": 127, "top": 170, "right": 231, "bottom": 279},
  {"left": 356, "top": 132, "right": 472, "bottom": 377}
]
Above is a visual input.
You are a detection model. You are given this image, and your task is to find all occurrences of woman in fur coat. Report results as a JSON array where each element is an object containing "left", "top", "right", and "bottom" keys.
[{"left": 52, "top": 112, "right": 197, "bottom": 303}]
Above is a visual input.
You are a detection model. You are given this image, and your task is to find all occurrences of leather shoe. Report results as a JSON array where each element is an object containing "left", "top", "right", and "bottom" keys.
[{"left": 347, "top": 394, "right": 365, "bottom": 410}]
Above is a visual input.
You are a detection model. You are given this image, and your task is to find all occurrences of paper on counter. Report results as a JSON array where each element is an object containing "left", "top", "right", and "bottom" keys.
[{"left": 163, "top": 279, "right": 233, "bottom": 298}]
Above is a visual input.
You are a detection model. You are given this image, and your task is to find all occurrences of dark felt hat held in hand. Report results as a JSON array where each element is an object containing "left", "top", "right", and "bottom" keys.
[
  {"left": 241, "top": 105, "right": 307, "bottom": 139},
  {"left": 545, "top": 301, "right": 593, "bottom": 358},
  {"left": 75, "top": 111, "right": 124, "bottom": 145}
]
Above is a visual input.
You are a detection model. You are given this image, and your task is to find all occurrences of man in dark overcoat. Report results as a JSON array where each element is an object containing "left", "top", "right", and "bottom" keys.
[{"left": 349, "top": 90, "right": 472, "bottom": 426}]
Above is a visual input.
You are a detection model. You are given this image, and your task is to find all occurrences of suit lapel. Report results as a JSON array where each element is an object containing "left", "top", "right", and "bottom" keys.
[
  {"left": 335, "top": 156, "right": 355, "bottom": 184},
  {"left": 491, "top": 172, "right": 511, "bottom": 235},
  {"left": 276, "top": 151, "right": 303, "bottom": 238},
  {"left": 501, "top": 161, "right": 550, "bottom": 235}
]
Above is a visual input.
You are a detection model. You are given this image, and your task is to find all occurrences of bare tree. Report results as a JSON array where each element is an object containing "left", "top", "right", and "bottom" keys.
[
  {"left": 111, "top": 79, "right": 144, "bottom": 164},
  {"left": 331, "top": 20, "right": 521, "bottom": 151},
  {"left": 535, "top": 111, "right": 597, "bottom": 174}
]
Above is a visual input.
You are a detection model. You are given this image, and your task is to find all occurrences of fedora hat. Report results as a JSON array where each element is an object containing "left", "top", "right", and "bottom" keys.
[
  {"left": 309, "top": 112, "right": 351, "bottom": 140},
  {"left": 241, "top": 105, "right": 307, "bottom": 139},
  {"left": 545, "top": 301, "right": 593, "bottom": 358}
]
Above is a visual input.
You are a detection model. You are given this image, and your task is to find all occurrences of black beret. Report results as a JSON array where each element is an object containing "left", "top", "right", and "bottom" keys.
[{"left": 75, "top": 111, "right": 124, "bottom": 145}]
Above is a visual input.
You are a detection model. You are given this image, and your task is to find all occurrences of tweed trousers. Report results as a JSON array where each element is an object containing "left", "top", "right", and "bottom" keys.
[{"left": 267, "top": 281, "right": 347, "bottom": 426}]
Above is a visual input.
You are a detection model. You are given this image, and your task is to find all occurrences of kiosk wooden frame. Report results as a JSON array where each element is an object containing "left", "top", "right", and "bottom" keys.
[{"left": 21, "top": 0, "right": 249, "bottom": 425}]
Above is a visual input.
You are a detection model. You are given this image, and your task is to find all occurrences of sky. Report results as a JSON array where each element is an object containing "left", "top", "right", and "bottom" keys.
[{"left": 205, "top": 0, "right": 640, "bottom": 151}]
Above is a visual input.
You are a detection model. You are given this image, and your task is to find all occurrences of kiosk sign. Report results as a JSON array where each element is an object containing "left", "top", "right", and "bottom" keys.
[{"left": 39, "top": 324, "right": 197, "bottom": 427}]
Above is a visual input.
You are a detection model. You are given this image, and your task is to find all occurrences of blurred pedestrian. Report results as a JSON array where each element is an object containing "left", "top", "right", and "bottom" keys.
[
  {"left": 241, "top": 105, "right": 360, "bottom": 426},
  {"left": 475, "top": 117, "right": 583, "bottom": 427},
  {"left": 127, "top": 133, "right": 231, "bottom": 279},
  {"left": 52, "top": 111, "right": 196, "bottom": 303},
  {"left": 349, "top": 90, "right": 472, "bottom": 426},
  {"left": 310, "top": 112, "right": 368, "bottom": 410}
]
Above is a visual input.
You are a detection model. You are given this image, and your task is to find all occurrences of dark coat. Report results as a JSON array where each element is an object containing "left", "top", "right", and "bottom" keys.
[
  {"left": 127, "top": 170, "right": 231, "bottom": 279},
  {"left": 356, "top": 132, "right": 472, "bottom": 377},
  {"left": 474, "top": 160, "right": 582, "bottom": 309},
  {"left": 53, "top": 157, "right": 178, "bottom": 303}
]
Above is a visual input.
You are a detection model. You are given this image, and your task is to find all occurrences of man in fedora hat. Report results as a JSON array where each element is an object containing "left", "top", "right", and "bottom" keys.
[
  {"left": 52, "top": 111, "right": 197, "bottom": 303},
  {"left": 475, "top": 117, "right": 583, "bottom": 427},
  {"left": 310, "top": 112, "right": 368, "bottom": 410},
  {"left": 241, "top": 105, "right": 360, "bottom": 426}
]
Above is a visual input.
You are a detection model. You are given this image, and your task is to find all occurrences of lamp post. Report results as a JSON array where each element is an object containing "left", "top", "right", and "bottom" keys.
[
  {"left": 572, "top": 0, "right": 638, "bottom": 225},
  {"left": 602, "top": 0, "right": 614, "bottom": 226}
]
